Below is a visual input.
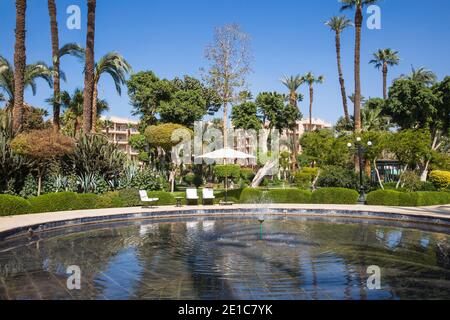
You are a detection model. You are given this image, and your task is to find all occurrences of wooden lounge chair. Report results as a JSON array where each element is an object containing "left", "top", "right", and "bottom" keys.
[
  {"left": 202, "top": 188, "right": 215, "bottom": 205},
  {"left": 186, "top": 188, "right": 199, "bottom": 205},
  {"left": 139, "top": 190, "right": 159, "bottom": 208}
]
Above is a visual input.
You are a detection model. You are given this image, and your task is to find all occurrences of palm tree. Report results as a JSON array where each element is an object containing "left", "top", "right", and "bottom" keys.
[
  {"left": 281, "top": 75, "right": 304, "bottom": 169},
  {"left": 83, "top": 0, "right": 97, "bottom": 133},
  {"left": 91, "top": 52, "right": 131, "bottom": 132},
  {"left": 325, "top": 16, "right": 353, "bottom": 122},
  {"left": 369, "top": 49, "right": 400, "bottom": 99},
  {"left": 59, "top": 88, "right": 109, "bottom": 137},
  {"left": 302, "top": 72, "right": 324, "bottom": 131},
  {"left": 361, "top": 106, "right": 391, "bottom": 132},
  {"left": 0, "top": 56, "right": 53, "bottom": 109},
  {"left": 13, "top": 0, "right": 27, "bottom": 131},
  {"left": 281, "top": 75, "right": 303, "bottom": 108},
  {"left": 400, "top": 66, "right": 437, "bottom": 87},
  {"left": 341, "top": 0, "right": 379, "bottom": 134},
  {"left": 60, "top": 89, "right": 83, "bottom": 137},
  {"left": 103, "top": 119, "right": 113, "bottom": 135},
  {"left": 48, "top": 0, "right": 85, "bottom": 131}
]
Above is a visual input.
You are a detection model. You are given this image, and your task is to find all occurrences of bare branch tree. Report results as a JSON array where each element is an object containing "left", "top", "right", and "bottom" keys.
[{"left": 202, "top": 24, "right": 252, "bottom": 149}]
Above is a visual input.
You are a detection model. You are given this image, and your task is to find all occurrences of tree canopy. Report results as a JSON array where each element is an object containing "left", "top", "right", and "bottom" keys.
[
  {"left": 231, "top": 101, "right": 262, "bottom": 131},
  {"left": 145, "top": 123, "right": 192, "bottom": 151},
  {"left": 128, "top": 72, "right": 220, "bottom": 128}
]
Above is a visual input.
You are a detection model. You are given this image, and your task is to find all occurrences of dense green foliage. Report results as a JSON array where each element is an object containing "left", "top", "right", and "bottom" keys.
[
  {"left": 317, "top": 166, "right": 358, "bottom": 189},
  {"left": 239, "top": 188, "right": 265, "bottom": 204},
  {"left": 67, "top": 133, "right": 126, "bottom": 183},
  {"left": 0, "top": 194, "right": 33, "bottom": 216},
  {"left": 145, "top": 123, "right": 192, "bottom": 150},
  {"left": 231, "top": 102, "right": 262, "bottom": 131},
  {"left": 213, "top": 165, "right": 241, "bottom": 180},
  {"left": 429, "top": 170, "right": 450, "bottom": 190},
  {"left": 127, "top": 72, "right": 220, "bottom": 128},
  {"left": 267, "top": 189, "right": 312, "bottom": 203},
  {"left": 367, "top": 190, "right": 450, "bottom": 206},
  {"left": 300, "top": 130, "right": 350, "bottom": 166},
  {"left": 311, "top": 188, "right": 359, "bottom": 204},
  {"left": 29, "top": 192, "right": 83, "bottom": 213},
  {"left": 294, "top": 168, "right": 319, "bottom": 189}
]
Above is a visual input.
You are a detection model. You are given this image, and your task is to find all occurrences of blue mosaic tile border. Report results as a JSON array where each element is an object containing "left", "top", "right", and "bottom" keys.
[{"left": 1, "top": 207, "right": 450, "bottom": 241}]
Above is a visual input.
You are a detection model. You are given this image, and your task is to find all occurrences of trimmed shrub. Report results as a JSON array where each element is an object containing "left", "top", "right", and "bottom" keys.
[
  {"left": 29, "top": 192, "right": 80, "bottom": 213},
  {"left": 214, "top": 165, "right": 241, "bottom": 181},
  {"left": 416, "top": 192, "right": 450, "bottom": 206},
  {"left": 267, "top": 189, "right": 312, "bottom": 204},
  {"left": 75, "top": 194, "right": 101, "bottom": 210},
  {"left": 117, "top": 189, "right": 142, "bottom": 207},
  {"left": 240, "top": 188, "right": 264, "bottom": 204},
  {"left": 147, "top": 191, "right": 176, "bottom": 205},
  {"left": 99, "top": 191, "right": 124, "bottom": 208},
  {"left": 0, "top": 194, "right": 33, "bottom": 216},
  {"left": 429, "top": 171, "right": 450, "bottom": 190},
  {"left": 366, "top": 190, "right": 402, "bottom": 206},
  {"left": 294, "top": 168, "right": 318, "bottom": 189},
  {"left": 366, "top": 190, "right": 450, "bottom": 206},
  {"left": 214, "top": 188, "right": 243, "bottom": 204},
  {"left": 311, "top": 188, "right": 359, "bottom": 205}
]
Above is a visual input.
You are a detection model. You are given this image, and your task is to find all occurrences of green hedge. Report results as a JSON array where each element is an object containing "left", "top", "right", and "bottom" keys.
[
  {"left": 311, "top": 188, "right": 359, "bottom": 204},
  {"left": 366, "top": 190, "right": 450, "bottom": 206},
  {"left": 29, "top": 192, "right": 82, "bottom": 213},
  {"left": 0, "top": 195, "right": 33, "bottom": 216},
  {"left": 366, "top": 190, "right": 401, "bottom": 206},
  {"left": 239, "top": 188, "right": 264, "bottom": 204},
  {"left": 147, "top": 191, "right": 176, "bottom": 205},
  {"left": 267, "top": 189, "right": 312, "bottom": 204}
]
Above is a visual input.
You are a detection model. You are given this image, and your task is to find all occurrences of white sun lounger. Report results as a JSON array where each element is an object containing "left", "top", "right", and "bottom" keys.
[
  {"left": 139, "top": 190, "right": 159, "bottom": 208},
  {"left": 186, "top": 188, "right": 199, "bottom": 205},
  {"left": 202, "top": 188, "right": 215, "bottom": 205}
]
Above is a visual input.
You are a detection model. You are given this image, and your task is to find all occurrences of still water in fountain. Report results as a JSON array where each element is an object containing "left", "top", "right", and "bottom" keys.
[{"left": 0, "top": 216, "right": 450, "bottom": 300}]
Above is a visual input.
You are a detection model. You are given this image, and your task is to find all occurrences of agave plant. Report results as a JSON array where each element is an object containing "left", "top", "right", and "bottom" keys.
[
  {"left": 67, "top": 133, "right": 125, "bottom": 184},
  {"left": 0, "top": 111, "right": 30, "bottom": 193},
  {"left": 76, "top": 173, "right": 97, "bottom": 194}
]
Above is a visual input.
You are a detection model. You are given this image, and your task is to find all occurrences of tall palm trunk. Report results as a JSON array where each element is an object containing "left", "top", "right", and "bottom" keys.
[
  {"left": 335, "top": 32, "right": 350, "bottom": 122},
  {"left": 91, "top": 82, "right": 98, "bottom": 132},
  {"left": 12, "top": 0, "right": 27, "bottom": 132},
  {"left": 353, "top": 5, "right": 363, "bottom": 134},
  {"left": 354, "top": 5, "right": 363, "bottom": 175},
  {"left": 290, "top": 92, "right": 298, "bottom": 171},
  {"left": 382, "top": 62, "right": 388, "bottom": 100},
  {"left": 48, "top": 0, "right": 60, "bottom": 131},
  {"left": 309, "top": 84, "right": 314, "bottom": 131},
  {"left": 82, "top": 0, "right": 96, "bottom": 133}
]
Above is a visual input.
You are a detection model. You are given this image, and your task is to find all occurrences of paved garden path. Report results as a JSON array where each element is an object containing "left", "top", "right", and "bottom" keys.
[{"left": 1, "top": 204, "right": 450, "bottom": 235}]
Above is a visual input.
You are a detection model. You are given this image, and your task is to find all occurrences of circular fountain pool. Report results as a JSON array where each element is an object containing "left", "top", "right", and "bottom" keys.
[{"left": 0, "top": 215, "right": 449, "bottom": 300}]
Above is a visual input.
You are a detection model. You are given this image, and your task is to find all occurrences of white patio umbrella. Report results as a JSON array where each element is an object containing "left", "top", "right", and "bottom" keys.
[
  {"left": 197, "top": 148, "right": 257, "bottom": 160},
  {"left": 197, "top": 148, "right": 256, "bottom": 203}
]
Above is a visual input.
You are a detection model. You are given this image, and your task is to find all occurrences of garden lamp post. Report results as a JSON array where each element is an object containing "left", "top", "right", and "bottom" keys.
[{"left": 347, "top": 137, "right": 372, "bottom": 204}]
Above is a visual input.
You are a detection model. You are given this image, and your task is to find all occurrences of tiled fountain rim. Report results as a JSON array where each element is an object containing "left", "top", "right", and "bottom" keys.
[{"left": 1, "top": 204, "right": 450, "bottom": 241}]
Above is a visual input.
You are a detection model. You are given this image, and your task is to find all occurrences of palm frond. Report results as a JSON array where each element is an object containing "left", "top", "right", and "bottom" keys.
[{"left": 59, "top": 43, "right": 85, "bottom": 61}]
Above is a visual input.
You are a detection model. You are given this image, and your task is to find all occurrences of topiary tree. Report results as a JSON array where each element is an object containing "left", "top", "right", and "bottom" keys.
[
  {"left": 145, "top": 123, "right": 193, "bottom": 192},
  {"left": 11, "top": 129, "right": 75, "bottom": 195}
]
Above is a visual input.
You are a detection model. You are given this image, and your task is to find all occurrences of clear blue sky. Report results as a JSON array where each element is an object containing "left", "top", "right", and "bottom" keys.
[{"left": 0, "top": 0, "right": 449, "bottom": 124}]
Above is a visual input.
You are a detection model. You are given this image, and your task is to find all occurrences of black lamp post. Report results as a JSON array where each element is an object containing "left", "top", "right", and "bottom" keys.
[{"left": 347, "top": 137, "right": 372, "bottom": 204}]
